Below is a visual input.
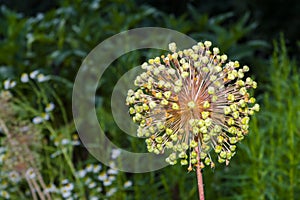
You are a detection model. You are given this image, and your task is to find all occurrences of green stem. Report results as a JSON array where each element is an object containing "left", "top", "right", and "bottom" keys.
[{"left": 45, "top": 124, "right": 86, "bottom": 200}]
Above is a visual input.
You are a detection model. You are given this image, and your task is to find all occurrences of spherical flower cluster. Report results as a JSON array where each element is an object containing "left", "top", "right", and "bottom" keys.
[{"left": 126, "top": 41, "right": 259, "bottom": 170}]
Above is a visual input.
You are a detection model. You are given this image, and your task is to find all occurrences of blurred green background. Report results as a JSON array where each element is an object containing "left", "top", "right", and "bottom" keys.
[{"left": 0, "top": 0, "right": 299, "bottom": 199}]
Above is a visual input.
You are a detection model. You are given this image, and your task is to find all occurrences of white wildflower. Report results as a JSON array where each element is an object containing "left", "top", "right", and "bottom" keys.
[
  {"left": 8, "top": 171, "right": 21, "bottom": 183},
  {"left": 106, "top": 188, "right": 117, "bottom": 197},
  {"left": 107, "top": 168, "right": 118, "bottom": 175},
  {"left": 45, "top": 102, "right": 55, "bottom": 112},
  {"left": 25, "top": 168, "right": 36, "bottom": 179},
  {"left": 88, "top": 182, "right": 96, "bottom": 189},
  {"left": 76, "top": 169, "right": 86, "bottom": 178},
  {"left": 41, "top": 113, "right": 50, "bottom": 121},
  {"left": 93, "top": 164, "right": 102, "bottom": 173},
  {"left": 63, "top": 183, "right": 74, "bottom": 191},
  {"left": 97, "top": 172, "right": 107, "bottom": 181},
  {"left": 0, "top": 154, "right": 5, "bottom": 164},
  {"left": 84, "top": 177, "right": 92, "bottom": 185},
  {"left": 61, "top": 188, "right": 71, "bottom": 198},
  {"left": 103, "top": 179, "right": 112, "bottom": 187},
  {"left": 71, "top": 140, "right": 80, "bottom": 146},
  {"left": 29, "top": 70, "right": 39, "bottom": 79},
  {"left": 32, "top": 116, "right": 44, "bottom": 124},
  {"left": 61, "top": 139, "right": 70, "bottom": 145},
  {"left": 85, "top": 164, "right": 93, "bottom": 172},
  {"left": 0, "top": 191, "right": 10, "bottom": 199},
  {"left": 109, "top": 161, "right": 116, "bottom": 169},
  {"left": 3, "top": 79, "right": 16, "bottom": 90},
  {"left": 124, "top": 180, "right": 133, "bottom": 188},
  {"left": 37, "top": 74, "right": 50, "bottom": 82},
  {"left": 96, "top": 187, "right": 102, "bottom": 192},
  {"left": 108, "top": 176, "right": 116, "bottom": 182},
  {"left": 0, "top": 147, "right": 6, "bottom": 154},
  {"left": 44, "top": 183, "right": 58, "bottom": 194},
  {"left": 111, "top": 149, "right": 121, "bottom": 159},
  {"left": 21, "top": 73, "right": 29, "bottom": 83},
  {"left": 61, "top": 179, "right": 69, "bottom": 185}
]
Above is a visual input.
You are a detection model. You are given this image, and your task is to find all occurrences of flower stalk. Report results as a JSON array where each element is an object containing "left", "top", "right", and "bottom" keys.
[{"left": 196, "top": 146, "right": 205, "bottom": 200}]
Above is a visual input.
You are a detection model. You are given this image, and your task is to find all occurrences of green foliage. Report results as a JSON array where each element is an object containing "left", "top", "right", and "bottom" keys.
[
  {"left": 188, "top": 10, "right": 269, "bottom": 60},
  {"left": 0, "top": 0, "right": 163, "bottom": 80},
  {"left": 204, "top": 37, "right": 300, "bottom": 199},
  {"left": 0, "top": 0, "right": 268, "bottom": 81}
]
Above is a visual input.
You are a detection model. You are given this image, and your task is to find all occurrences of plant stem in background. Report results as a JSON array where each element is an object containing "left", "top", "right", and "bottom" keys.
[{"left": 0, "top": 118, "right": 52, "bottom": 200}]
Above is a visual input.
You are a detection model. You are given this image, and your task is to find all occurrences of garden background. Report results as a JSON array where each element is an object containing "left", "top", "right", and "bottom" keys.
[{"left": 0, "top": 0, "right": 299, "bottom": 199}]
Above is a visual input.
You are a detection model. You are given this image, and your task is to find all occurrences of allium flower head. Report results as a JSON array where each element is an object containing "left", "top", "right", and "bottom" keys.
[{"left": 126, "top": 41, "right": 259, "bottom": 170}]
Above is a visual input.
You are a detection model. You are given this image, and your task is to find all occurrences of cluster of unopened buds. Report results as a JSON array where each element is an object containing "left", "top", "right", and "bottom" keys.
[{"left": 126, "top": 41, "right": 259, "bottom": 170}]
